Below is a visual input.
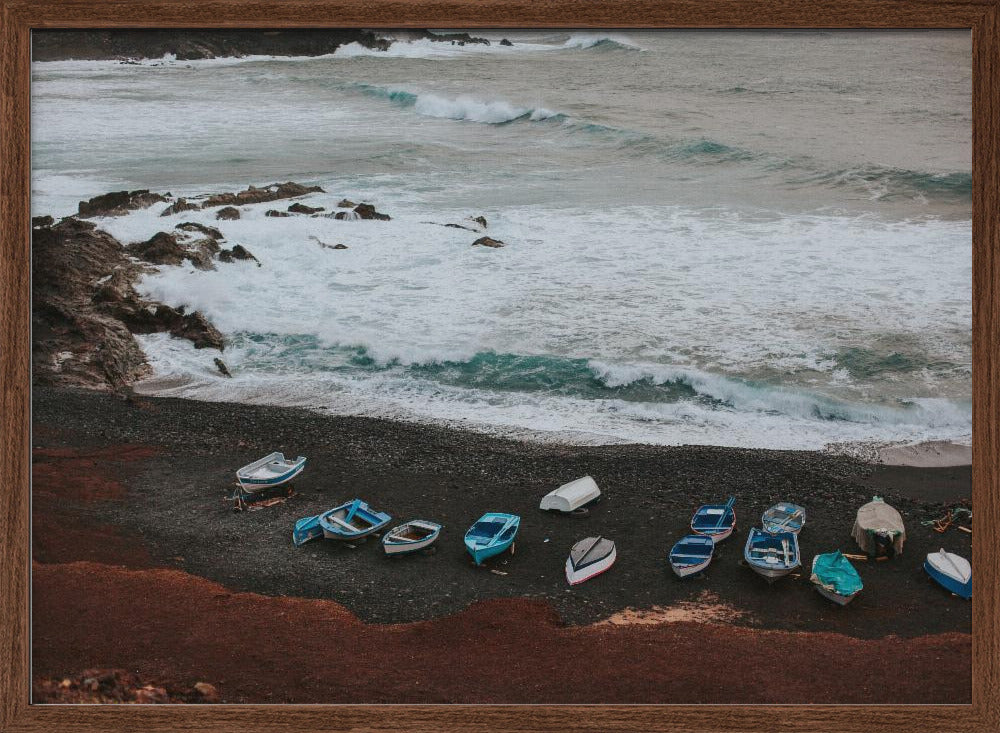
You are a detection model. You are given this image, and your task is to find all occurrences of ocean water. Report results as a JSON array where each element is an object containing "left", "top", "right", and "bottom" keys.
[{"left": 31, "top": 30, "right": 973, "bottom": 450}]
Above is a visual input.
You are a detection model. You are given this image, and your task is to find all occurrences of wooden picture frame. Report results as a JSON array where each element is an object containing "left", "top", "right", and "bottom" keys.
[{"left": 2, "top": 1, "right": 996, "bottom": 730}]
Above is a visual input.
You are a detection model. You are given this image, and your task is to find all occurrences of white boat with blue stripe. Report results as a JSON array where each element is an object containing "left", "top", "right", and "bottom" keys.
[{"left": 236, "top": 451, "right": 306, "bottom": 493}]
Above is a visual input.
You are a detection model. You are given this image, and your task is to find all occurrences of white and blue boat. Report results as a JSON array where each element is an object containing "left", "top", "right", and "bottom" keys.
[
  {"left": 762, "top": 502, "right": 806, "bottom": 535},
  {"left": 236, "top": 452, "right": 306, "bottom": 494},
  {"left": 668, "top": 534, "right": 715, "bottom": 578},
  {"left": 744, "top": 527, "right": 800, "bottom": 582},
  {"left": 292, "top": 514, "right": 324, "bottom": 546},
  {"left": 382, "top": 520, "right": 442, "bottom": 556},
  {"left": 691, "top": 496, "right": 736, "bottom": 542},
  {"left": 319, "top": 499, "right": 392, "bottom": 542},
  {"left": 464, "top": 513, "right": 520, "bottom": 566},
  {"left": 924, "top": 549, "right": 971, "bottom": 599}
]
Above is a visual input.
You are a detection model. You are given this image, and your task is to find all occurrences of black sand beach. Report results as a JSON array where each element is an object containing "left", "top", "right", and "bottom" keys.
[{"left": 33, "top": 387, "right": 972, "bottom": 636}]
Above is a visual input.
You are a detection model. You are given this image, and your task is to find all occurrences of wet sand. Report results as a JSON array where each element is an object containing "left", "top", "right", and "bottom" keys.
[{"left": 31, "top": 386, "right": 972, "bottom": 703}]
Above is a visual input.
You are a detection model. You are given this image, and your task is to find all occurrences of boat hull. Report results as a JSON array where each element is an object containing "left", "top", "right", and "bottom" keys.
[
  {"left": 292, "top": 515, "right": 323, "bottom": 546},
  {"left": 692, "top": 525, "right": 734, "bottom": 543},
  {"left": 814, "top": 584, "right": 859, "bottom": 606},
  {"left": 466, "top": 539, "right": 514, "bottom": 565},
  {"left": 744, "top": 529, "right": 800, "bottom": 583},
  {"left": 237, "top": 459, "right": 305, "bottom": 492},
  {"left": 566, "top": 546, "right": 616, "bottom": 585},
  {"left": 670, "top": 557, "right": 711, "bottom": 578},
  {"left": 924, "top": 560, "right": 972, "bottom": 599}
]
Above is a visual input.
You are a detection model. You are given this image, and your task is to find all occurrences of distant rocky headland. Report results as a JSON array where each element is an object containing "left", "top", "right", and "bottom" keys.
[{"left": 31, "top": 29, "right": 492, "bottom": 62}]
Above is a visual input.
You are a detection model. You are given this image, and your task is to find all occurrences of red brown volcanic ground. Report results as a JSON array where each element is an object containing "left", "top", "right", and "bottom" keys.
[{"left": 34, "top": 561, "right": 970, "bottom": 704}]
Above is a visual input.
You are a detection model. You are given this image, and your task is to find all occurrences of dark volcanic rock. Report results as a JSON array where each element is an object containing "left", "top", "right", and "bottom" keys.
[
  {"left": 265, "top": 210, "right": 290, "bottom": 218},
  {"left": 32, "top": 29, "right": 400, "bottom": 62},
  {"left": 471, "top": 215, "right": 488, "bottom": 229},
  {"left": 214, "top": 358, "right": 232, "bottom": 378},
  {"left": 335, "top": 203, "right": 390, "bottom": 221},
  {"left": 500, "top": 38, "right": 513, "bottom": 47},
  {"left": 78, "top": 190, "right": 168, "bottom": 218},
  {"left": 215, "top": 207, "right": 241, "bottom": 221},
  {"left": 337, "top": 199, "right": 356, "bottom": 208},
  {"left": 160, "top": 198, "right": 199, "bottom": 217},
  {"left": 218, "top": 245, "right": 260, "bottom": 265},
  {"left": 202, "top": 182, "right": 324, "bottom": 209},
  {"left": 177, "top": 222, "right": 224, "bottom": 240},
  {"left": 33, "top": 215, "right": 55, "bottom": 229},
  {"left": 32, "top": 216, "right": 224, "bottom": 389},
  {"left": 472, "top": 236, "right": 505, "bottom": 248},
  {"left": 332, "top": 243, "right": 349, "bottom": 250},
  {"left": 288, "top": 202, "right": 324, "bottom": 214},
  {"left": 127, "top": 232, "right": 218, "bottom": 270}
]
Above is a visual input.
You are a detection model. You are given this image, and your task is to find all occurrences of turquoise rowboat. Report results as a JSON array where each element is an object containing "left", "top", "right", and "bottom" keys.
[
  {"left": 464, "top": 513, "right": 520, "bottom": 565},
  {"left": 319, "top": 499, "right": 392, "bottom": 541}
]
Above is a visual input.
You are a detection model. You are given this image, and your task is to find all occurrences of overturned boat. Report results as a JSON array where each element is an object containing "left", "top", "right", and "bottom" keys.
[
  {"left": 762, "top": 502, "right": 806, "bottom": 535},
  {"left": 852, "top": 496, "right": 906, "bottom": 559},
  {"left": 811, "top": 550, "right": 863, "bottom": 605},
  {"left": 565, "top": 536, "right": 617, "bottom": 585},
  {"left": 236, "top": 452, "right": 306, "bottom": 493},
  {"left": 464, "top": 513, "right": 519, "bottom": 566},
  {"left": 382, "top": 520, "right": 442, "bottom": 556},
  {"left": 319, "top": 499, "right": 392, "bottom": 542},
  {"left": 924, "top": 548, "right": 971, "bottom": 599},
  {"left": 668, "top": 534, "right": 715, "bottom": 578},
  {"left": 691, "top": 496, "right": 736, "bottom": 542},
  {"left": 540, "top": 476, "right": 601, "bottom": 514},
  {"left": 744, "top": 528, "right": 800, "bottom": 582}
]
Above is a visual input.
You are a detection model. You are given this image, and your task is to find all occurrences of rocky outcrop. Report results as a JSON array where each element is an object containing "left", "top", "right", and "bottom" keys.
[
  {"left": 177, "top": 222, "right": 224, "bottom": 240},
  {"left": 78, "top": 189, "right": 168, "bottom": 218},
  {"left": 265, "top": 210, "right": 290, "bottom": 218},
  {"left": 218, "top": 245, "right": 260, "bottom": 265},
  {"left": 337, "top": 199, "right": 356, "bottom": 208},
  {"left": 288, "top": 202, "right": 324, "bottom": 214},
  {"left": 32, "top": 217, "right": 224, "bottom": 390},
  {"left": 472, "top": 236, "right": 505, "bottom": 248},
  {"left": 127, "top": 232, "right": 219, "bottom": 270},
  {"left": 201, "top": 182, "right": 324, "bottom": 209},
  {"left": 335, "top": 203, "right": 390, "bottom": 221},
  {"left": 214, "top": 358, "right": 232, "bottom": 378},
  {"left": 215, "top": 207, "right": 241, "bottom": 221},
  {"left": 160, "top": 198, "right": 199, "bottom": 217},
  {"left": 31, "top": 29, "right": 401, "bottom": 62}
]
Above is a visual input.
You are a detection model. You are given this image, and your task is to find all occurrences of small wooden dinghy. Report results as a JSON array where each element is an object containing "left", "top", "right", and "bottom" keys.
[
  {"left": 744, "top": 528, "right": 800, "bottom": 582},
  {"left": 382, "top": 520, "right": 442, "bottom": 556},
  {"left": 292, "top": 514, "right": 324, "bottom": 546},
  {"left": 319, "top": 499, "right": 392, "bottom": 542},
  {"left": 924, "top": 548, "right": 971, "bottom": 599},
  {"left": 464, "top": 513, "right": 519, "bottom": 566},
  {"left": 668, "top": 534, "right": 715, "bottom": 578},
  {"left": 691, "top": 496, "right": 736, "bottom": 542},
  {"left": 540, "top": 476, "right": 601, "bottom": 514},
  {"left": 236, "top": 452, "right": 306, "bottom": 493},
  {"left": 811, "top": 550, "right": 863, "bottom": 605},
  {"left": 565, "top": 536, "right": 616, "bottom": 585},
  {"left": 762, "top": 502, "right": 806, "bottom": 535}
]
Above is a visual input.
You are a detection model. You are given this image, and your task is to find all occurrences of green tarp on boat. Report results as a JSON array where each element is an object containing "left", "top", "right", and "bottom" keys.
[{"left": 810, "top": 550, "right": 863, "bottom": 596}]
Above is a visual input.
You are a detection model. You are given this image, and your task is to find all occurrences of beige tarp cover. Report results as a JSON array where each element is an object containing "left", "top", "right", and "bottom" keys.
[{"left": 852, "top": 499, "right": 906, "bottom": 555}]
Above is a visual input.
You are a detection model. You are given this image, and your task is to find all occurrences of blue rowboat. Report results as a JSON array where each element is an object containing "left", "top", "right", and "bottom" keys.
[
  {"left": 292, "top": 514, "right": 324, "bottom": 546},
  {"left": 382, "top": 520, "right": 442, "bottom": 556},
  {"left": 762, "top": 502, "right": 806, "bottom": 535},
  {"left": 744, "top": 527, "right": 800, "bottom": 582},
  {"left": 924, "top": 549, "right": 971, "bottom": 599},
  {"left": 668, "top": 534, "right": 715, "bottom": 578},
  {"left": 811, "top": 550, "right": 863, "bottom": 605},
  {"left": 236, "top": 452, "right": 306, "bottom": 493},
  {"left": 464, "top": 513, "right": 520, "bottom": 566},
  {"left": 319, "top": 499, "right": 392, "bottom": 542},
  {"left": 690, "top": 497, "right": 736, "bottom": 542}
]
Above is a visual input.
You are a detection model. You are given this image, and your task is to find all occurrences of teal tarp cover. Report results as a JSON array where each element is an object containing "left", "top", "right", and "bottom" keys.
[{"left": 811, "top": 551, "right": 863, "bottom": 595}]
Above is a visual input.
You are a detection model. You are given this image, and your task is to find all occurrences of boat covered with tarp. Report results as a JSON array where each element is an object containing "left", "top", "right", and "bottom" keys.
[
  {"left": 811, "top": 550, "right": 863, "bottom": 605},
  {"left": 852, "top": 496, "right": 906, "bottom": 559}
]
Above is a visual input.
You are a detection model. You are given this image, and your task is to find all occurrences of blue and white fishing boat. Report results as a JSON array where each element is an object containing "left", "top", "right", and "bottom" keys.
[
  {"left": 668, "top": 534, "right": 716, "bottom": 578},
  {"left": 382, "top": 520, "right": 442, "bottom": 556},
  {"left": 319, "top": 499, "right": 392, "bottom": 542},
  {"left": 690, "top": 497, "right": 736, "bottom": 542},
  {"left": 292, "top": 514, "right": 324, "bottom": 546},
  {"left": 464, "top": 513, "right": 520, "bottom": 566},
  {"left": 924, "top": 548, "right": 971, "bottom": 599},
  {"left": 811, "top": 550, "right": 863, "bottom": 605},
  {"left": 762, "top": 502, "right": 806, "bottom": 535},
  {"left": 744, "top": 528, "right": 800, "bottom": 582},
  {"left": 236, "top": 452, "right": 306, "bottom": 493}
]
